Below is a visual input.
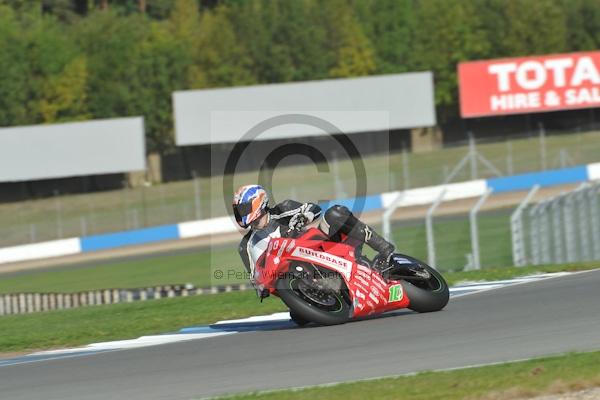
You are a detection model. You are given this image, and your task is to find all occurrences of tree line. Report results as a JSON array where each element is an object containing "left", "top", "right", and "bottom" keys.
[{"left": 1, "top": 0, "right": 599, "bottom": 153}]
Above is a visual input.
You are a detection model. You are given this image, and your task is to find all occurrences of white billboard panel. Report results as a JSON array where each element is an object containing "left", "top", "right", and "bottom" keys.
[
  {"left": 0, "top": 117, "right": 145, "bottom": 182},
  {"left": 173, "top": 73, "right": 435, "bottom": 145}
]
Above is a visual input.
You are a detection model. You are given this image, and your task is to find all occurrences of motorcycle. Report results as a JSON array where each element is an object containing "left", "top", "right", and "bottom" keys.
[{"left": 254, "top": 227, "right": 450, "bottom": 326}]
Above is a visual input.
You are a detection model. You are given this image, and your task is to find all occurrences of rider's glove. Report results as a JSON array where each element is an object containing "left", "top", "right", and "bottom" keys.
[
  {"left": 289, "top": 212, "right": 308, "bottom": 231},
  {"left": 288, "top": 204, "right": 315, "bottom": 231}
]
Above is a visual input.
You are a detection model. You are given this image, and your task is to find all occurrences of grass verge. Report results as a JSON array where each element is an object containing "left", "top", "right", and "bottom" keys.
[
  {"left": 0, "top": 210, "right": 561, "bottom": 294},
  {"left": 0, "top": 262, "right": 597, "bottom": 354},
  {"left": 443, "top": 262, "right": 599, "bottom": 287},
  {"left": 0, "top": 291, "right": 286, "bottom": 353},
  {"left": 213, "top": 351, "right": 600, "bottom": 400}
]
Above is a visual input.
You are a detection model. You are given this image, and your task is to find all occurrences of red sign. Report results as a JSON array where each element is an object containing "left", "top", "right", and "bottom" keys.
[{"left": 458, "top": 51, "right": 600, "bottom": 117}]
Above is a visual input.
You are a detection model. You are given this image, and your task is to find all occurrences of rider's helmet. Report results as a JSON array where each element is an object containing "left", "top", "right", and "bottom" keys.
[{"left": 232, "top": 184, "right": 269, "bottom": 229}]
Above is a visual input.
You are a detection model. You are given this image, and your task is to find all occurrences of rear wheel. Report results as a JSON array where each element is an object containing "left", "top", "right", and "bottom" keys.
[
  {"left": 289, "top": 310, "right": 310, "bottom": 326},
  {"left": 276, "top": 264, "right": 351, "bottom": 326},
  {"left": 391, "top": 254, "right": 449, "bottom": 313}
]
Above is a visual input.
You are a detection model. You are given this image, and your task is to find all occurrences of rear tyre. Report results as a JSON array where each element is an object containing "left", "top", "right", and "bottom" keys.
[
  {"left": 393, "top": 254, "right": 449, "bottom": 313},
  {"left": 276, "top": 267, "right": 351, "bottom": 326},
  {"left": 289, "top": 310, "right": 310, "bottom": 326}
]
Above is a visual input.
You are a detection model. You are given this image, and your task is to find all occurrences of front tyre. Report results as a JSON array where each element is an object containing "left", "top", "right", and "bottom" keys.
[
  {"left": 394, "top": 255, "right": 449, "bottom": 313},
  {"left": 276, "top": 269, "right": 351, "bottom": 326}
]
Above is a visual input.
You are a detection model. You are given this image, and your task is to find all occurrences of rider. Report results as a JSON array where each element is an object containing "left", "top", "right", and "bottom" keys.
[{"left": 233, "top": 184, "right": 395, "bottom": 285}]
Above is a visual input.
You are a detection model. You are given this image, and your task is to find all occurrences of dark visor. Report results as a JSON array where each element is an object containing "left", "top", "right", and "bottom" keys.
[{"left": 233, "top": 202, "right": 254, "bottom": 226}]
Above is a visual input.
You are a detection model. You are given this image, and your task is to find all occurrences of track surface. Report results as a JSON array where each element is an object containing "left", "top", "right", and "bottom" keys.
[{"left": 1, "top": 270, "right": 599, "bottom": 400}]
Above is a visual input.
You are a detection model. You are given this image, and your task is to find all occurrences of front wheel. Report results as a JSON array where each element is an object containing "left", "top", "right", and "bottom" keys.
[
  {"left": 276, "top": 266, "right": 351, "bottom": 326},
  {"left": 393, "top": 254, "right": 449, "bottom": 313}
]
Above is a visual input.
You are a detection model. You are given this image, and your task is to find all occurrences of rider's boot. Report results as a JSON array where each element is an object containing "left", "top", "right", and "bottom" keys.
[
  {"left": 346, "top": 222, "right": 395, "bottom": 273},
  {"left": 321, "top": 205, "right": 396, "bottom": 272}
]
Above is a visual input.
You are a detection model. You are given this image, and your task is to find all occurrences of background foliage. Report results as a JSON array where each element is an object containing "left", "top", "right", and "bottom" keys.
[{"left": 1, "top": 0, "right": 599, "bottom": 152}]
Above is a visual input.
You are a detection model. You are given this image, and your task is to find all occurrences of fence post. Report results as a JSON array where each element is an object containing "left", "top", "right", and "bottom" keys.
[
  {"left": 539, "top": 200, "right": 552, "bottom": 265},
  {"left": 192, "top": 171, "right": 202, "bottom": 220},
  {"left": 551, "top": 196, "right": 564, "bottom": 264},
  {"left": 469, "top": 132, "right": 478, "bottom": 180},
  {"left": 382, "top": 191, "right": 406, "bottom": 243},
  {"left": 30, "top": 224, "right": 36, "bottom": 243},
  {"left": 563, "top": 192, "right": 577, "bottom": 263},
  {"left": 510, "top": 185, "right": 540, "bottom": 267},
  {"left": 529, "top": 203, "right": 541, "bottom": 265},
  {"left": 506, "top": 140, "right": 514, "bottom": 175},
  {"left": 80, "top": 216, "right": 87, "bottom": 237},
  {"left": 539, "top": 122, "right": 547, "bottom": 170},
  {"left": 470, "top": 189, "right": 493, "bottom": 270},
  {"left": 577, "top": 186, "right": 591, "bottom": 261},
  {"left": 402, "top": 144, "right": 410, "bottom": 190},
  {"left": 332, "top": 152, "right": 347, "bottom": 199},
  {"left": 54, "top": 190, "right": 63, "bottom": 239},
  {"left": 588, "top": 183, "right": 600, "bottom": 260},
  {"left": 426, "top": 188, "right": 447, "bottom": 269}
]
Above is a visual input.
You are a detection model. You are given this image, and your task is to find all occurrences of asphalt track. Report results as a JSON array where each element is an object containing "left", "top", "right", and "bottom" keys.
[{"left": 1, "top": 269, "right": 599, "bottom": 400}]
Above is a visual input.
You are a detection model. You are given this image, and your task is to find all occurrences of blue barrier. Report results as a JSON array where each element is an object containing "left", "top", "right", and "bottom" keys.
[
  {"left": 80, "top": 225, "right": 180, "bottom": 252},
  {"left": 4, "top": 163, "right": 599, "bottom": 264},
  {"left": 486, "top": 166, "right": 589, "bottom": 193},
  {"left": 319, "top": 194, "right": 383, "bottom": 214}
]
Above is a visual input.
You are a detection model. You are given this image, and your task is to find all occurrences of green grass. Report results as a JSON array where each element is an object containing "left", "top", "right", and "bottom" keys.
[
  {"left": 0, "top": 247, "right": 245, "bottom": 294},
  {"left": 2, "top": 129, "right": 600, "bottom": 247},
  {"left": 0, "top": 261, "right": 597, "bottom": 354},
  {"left": 444, "top": 262, "right": 599, "bottom": 286},
  {"left": 388, "top": 210, "right": 513, "bottom": 271},
  {"left": 0, "top": 291, "right": 287, "bottom": 353},
  {"left": 213, "top": 351, "right": 600, "bottom": 400},
  {"left": 0, "top": 209, "right": 596, "bottom": 295}
]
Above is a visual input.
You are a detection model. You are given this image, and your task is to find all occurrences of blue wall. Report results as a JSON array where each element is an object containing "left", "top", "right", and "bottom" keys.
[
  {"left": 81, "top": 225, "right": 180, "bottom": 252},
  {"left": 486, "top": 166, "right": 589, "bottom": 193}
]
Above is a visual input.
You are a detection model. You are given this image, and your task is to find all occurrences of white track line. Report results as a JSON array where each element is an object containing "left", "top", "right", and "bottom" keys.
[{"left": 3, "top": 270, "right": 596, "bottom": 367}]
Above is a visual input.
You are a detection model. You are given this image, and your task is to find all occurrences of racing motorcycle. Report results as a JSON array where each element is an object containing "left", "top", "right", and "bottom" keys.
[{"left": 254, "top": 227, "right": 449, "bottom": 326}]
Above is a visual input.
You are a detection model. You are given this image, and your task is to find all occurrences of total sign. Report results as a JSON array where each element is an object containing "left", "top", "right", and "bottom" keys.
[{"left": 458, "top": 51, "right": 600, "bottom": 117}]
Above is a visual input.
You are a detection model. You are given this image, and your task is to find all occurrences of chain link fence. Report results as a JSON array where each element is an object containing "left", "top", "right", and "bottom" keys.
[
  {"left": 2, "top": 128, "right": 600, "bottom": 248},
  {"left": 380, "top": 204, "right": 516, "bottom": 273},
  {"left": 513, "top": 182, "right": 600, "bottom": 266}
]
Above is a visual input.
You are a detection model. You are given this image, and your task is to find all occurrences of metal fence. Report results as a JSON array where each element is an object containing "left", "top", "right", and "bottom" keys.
[
  {"left": 512, "top": 182, "right": 600, "bottom": 267},
  {"left": 0, "top": 283, "right": 253, "bottom": 316},
  {"left": 2, "top": 127, "right": 600, "bottom": 248},
  {"left": 381, "top": 193, "right": 517, "bottom": 272},
  {"left": 379, "top": 180, "right": 600, "bottom": 273}
]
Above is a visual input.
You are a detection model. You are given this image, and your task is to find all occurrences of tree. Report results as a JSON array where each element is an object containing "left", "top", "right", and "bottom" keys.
[
  {"left": 135, "top": 20, "right": 194, "bottom": 151},
  {"left": 188, "top": 6, "right": 255, "bottom": 88},
  {"left": 317, "top": 0, "right": 376, "bottom": 78},
  {"left": 353, "top": 0, "right": 413, "bottom": 74},
  {"left": 560, "top": 0, "right": 600, "bottom": 51},
  {"left": 72, "top": 10, "right": 148, "bottom": 118},
  {"left": 0, "top": 6, "right": 30, "bottom": 126},
  {"left": 410, "top": 0, "right": 489, "bottom": 116},
  {"left": 38, "top": 56, "right": 89, "bottom": 122},
  {"left": 499, "top": 0, "right": 567, "bottom": 56}
]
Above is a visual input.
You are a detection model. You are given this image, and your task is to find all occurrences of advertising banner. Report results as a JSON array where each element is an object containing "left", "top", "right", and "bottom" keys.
[{"left": 459, "top": 51, "right": 600, "bottom": 117}]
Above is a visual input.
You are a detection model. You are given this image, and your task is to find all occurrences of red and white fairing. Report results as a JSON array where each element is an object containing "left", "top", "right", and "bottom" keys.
[{"left": 256, "top": 228, "right": 411, "bottom": 319}]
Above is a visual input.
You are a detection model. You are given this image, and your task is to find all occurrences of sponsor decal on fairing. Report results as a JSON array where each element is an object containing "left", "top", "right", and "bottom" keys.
[
  {"left": 388, "top": 284, "right": 404, "bottom": 303},
  {"left": 368, "top": 292, "right": 380, "bottom": 304},
  {"left": 355, "top": 269, "right": 371, "bottom": 281},
  {"left": 354, "top": 289, "right": 366, "bottom": 300},
  {"left": 355, "top": 275, "right": 371, "bottom": 288},
  {"left": 356, "top": 264, "right": 371, "bottom": 274},
  {"left": 291, "top": 247, "right": 353, "bottom": 279}
]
